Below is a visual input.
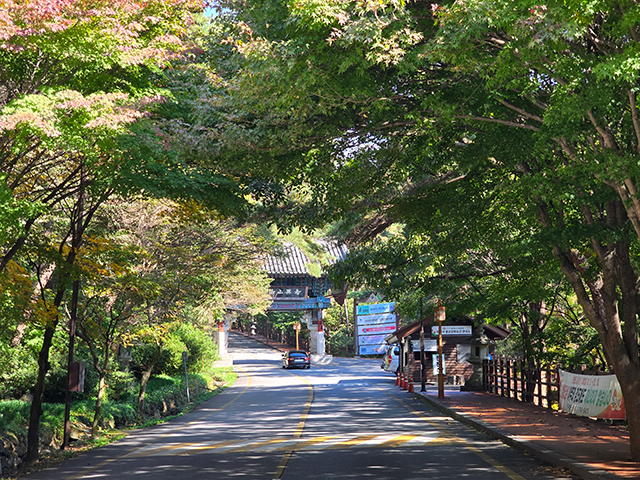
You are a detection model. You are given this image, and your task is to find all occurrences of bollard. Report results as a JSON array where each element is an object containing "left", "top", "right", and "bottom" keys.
[
  {"left": 403, "top": 373, "right": 408, "bottom": 390},
  {"left": 408, "top": 378, "right": 414, "bottom": 393},
  {"left": 398, "top": 372, "right": 404, "bottom": 388},
  {"left": 396, "top": 372, "right": 400, "bottom": 386}
]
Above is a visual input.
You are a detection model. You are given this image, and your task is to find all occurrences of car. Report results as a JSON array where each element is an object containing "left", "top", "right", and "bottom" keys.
[
  {"left": 381, "top": 344, "right": 399, "bottom": 373},
  {"left": 282, "top": 350, "right": 311, "bottom": 369}
]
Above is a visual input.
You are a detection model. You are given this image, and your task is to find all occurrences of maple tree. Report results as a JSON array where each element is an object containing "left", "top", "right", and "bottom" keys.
[
  {"left": 205, "top": 0, "right": 640, "bottom": 460},
  {"left": 0, "top": 0, "right": 226, "bottom": 463}
]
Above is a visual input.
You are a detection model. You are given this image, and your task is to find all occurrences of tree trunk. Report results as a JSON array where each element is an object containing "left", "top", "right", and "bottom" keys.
[
  {"left": 25, "top": 323, "right": 57, "bottom": 463},
  {"left": 136, "top": 350, "right": 162, "bottom": 422},
  {"left": 92, "top": 375, "right": 106, "bottom": 437},
  {"left": 553, "top": 237, "right": 640, "bottom": 460},
  {"left": 91, "top": 351, "right": 111, "bottom": 438},
  {"left": 137, "top": 368, "right": 152, "bottom": 422}
]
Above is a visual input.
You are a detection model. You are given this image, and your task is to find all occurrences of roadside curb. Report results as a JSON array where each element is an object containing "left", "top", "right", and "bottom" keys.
[{"left": 414, "top": 393, "right": 620, "bottom": 480}]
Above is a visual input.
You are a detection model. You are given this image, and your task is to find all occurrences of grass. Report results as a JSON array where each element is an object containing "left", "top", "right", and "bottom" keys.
[{"left": 1, "top": 367, "right": 237, "bottom": 478}]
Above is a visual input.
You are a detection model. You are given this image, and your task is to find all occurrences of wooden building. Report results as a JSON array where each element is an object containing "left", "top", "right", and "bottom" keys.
[
  {"left": 262, "top": 240, "right": 348, "bottom": 355},
  {"left": 385, "top": 318, "right": 510, "bottom": 389}
]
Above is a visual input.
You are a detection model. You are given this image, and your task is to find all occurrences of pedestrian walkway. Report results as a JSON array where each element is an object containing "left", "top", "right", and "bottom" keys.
[
  {"left": 231, "top": 329, "right": 291, "bottom": 353},
  {"left": 414, "top": 387, "right": 640, "bottom": 480}
]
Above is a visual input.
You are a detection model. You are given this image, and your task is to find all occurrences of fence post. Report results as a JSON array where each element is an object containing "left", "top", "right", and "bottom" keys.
[
  {"left": 519, "top": 360, "right": 524, "bottom": 401},
  {"left": 537, "top": 364, "right": 542, "bottom": 407},
  {"left": 506, "top": 359, "right": 512, "bottom": 398}
]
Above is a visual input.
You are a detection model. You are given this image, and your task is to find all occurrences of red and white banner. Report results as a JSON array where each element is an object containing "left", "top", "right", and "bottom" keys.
[
  {"left": 357, "top": 324, "right": 396, "bottom": 335},
  {"left": 559, "top": 370, "right": 625, "bottom": 419}
]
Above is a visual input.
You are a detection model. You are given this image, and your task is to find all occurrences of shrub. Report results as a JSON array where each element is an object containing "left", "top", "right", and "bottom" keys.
[{"left": 172, "top": 323, "right": 218, "bottom": 375}]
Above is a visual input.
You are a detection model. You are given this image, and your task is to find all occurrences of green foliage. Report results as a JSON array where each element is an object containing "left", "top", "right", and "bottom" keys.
[
  {"left": 106, "top": 371, "right": 138, "bottom": 402},
  {"left": 0, "top": 400, "right": 30, "bottom": 434},
  {"left": 206, "top": 0, "right": 640, "bottom": 386},
  {"left": 323, "top": 297, "right": 354, "bottom": 355},
  {"left": 172, "top": 322, "right": 219, "bottom": 374}
]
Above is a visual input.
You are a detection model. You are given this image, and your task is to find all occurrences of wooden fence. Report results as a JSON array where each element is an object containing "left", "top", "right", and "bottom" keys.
[{"left": 482, "top": 357, "right": 560, "bottom": 409}]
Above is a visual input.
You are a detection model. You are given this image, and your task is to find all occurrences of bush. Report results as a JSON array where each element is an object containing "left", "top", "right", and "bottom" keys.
[
  {"left": 154, "top": 334, "right": 187, "bottom": 376},
  {"left": 173, "top": 323, "right": 218, "bottom": 375},
  {"left": 106, "top": 370, "right": 137, "bottom": 402},
  {"left": 0, "top": 333, "right": 41, "bottom": 400}
]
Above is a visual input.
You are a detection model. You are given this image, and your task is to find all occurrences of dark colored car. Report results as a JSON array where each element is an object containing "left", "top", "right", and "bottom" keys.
[{"left": 282, "top": 350, "right": 310, "bottom": 369}]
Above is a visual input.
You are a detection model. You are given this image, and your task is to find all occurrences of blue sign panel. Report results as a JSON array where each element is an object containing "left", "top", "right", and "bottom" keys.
[
  {"left": 356, "top": 302, "right": 395, "bottom": 316},
  {"left": 359, "top": 344, "right": 388, "bottom": 355}
]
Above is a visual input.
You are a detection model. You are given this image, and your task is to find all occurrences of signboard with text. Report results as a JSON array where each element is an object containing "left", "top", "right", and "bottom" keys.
[
  {"left": 559, "top": 370, "right": 625, "bottom": 419},
  {"left": 358, "top": 334, "right": 389, "bottom": 346},
  {"left": 430, "top": 325, "right": 472, "bottom": 337},
  {"left": 269, "top": 286, "right": 307, "bottom": 300},
  {"left": 356, "top": 302, "right": 395, "bottom": 316},
  {"left": 268, "top": 297, "right": 331, "bottom": 311},
  {"left": 359, "top": 344, "right": 388, "bottom": 355},
  {"left": 356, "top": 302, "right": 396, "bottom": 355},
  {"left": 356, "top": 313, "right": 396, "bottom": 326},
  {"left": 411, "top": 339, "right": 437, "bottom": 352}
]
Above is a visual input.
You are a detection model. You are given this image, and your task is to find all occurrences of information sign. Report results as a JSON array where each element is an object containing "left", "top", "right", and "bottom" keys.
[
  {"left": 356, "top": 302, "right": 395, "bottom": 316},
  {"left": 430, "top": 325, "right": 472, "bottom": 336},
  {"left": 357, "top": 324, "right": 396, "bottom": 335},
  {"left": 356, "top": 313, "right": 396, "bottom": 326},
  {"left": 359, "top": 345, "right": 388, "bottom": 355},
  {"left": 411, "top": 339, "right": 437, "bottom": 352}
]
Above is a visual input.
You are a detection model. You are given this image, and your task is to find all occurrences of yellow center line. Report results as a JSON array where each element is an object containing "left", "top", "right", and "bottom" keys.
[
  {"left": 324, "top": 434, "right": 380, "bottom": 449},
  {"left": 219, "top": 437, "right": 294, "bottom": 453},
  {"left": 376, "top": 434, "right": 420, "bottom": 448},
  {"left": 270, "top": 358, "right": 313, "bottom": 479}
]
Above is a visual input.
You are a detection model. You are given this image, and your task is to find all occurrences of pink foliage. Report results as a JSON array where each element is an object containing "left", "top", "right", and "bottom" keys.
[
  {"left": 0, "top": 111, "right": 60, "bottom": 137},
  {"left": 0, "top": 0, "right": 203, "bottom": 58}
]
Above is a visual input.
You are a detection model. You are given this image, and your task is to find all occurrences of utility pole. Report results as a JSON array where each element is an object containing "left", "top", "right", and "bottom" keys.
[{"left": 420, "top": 299, "right": 426, "bottom": 392}]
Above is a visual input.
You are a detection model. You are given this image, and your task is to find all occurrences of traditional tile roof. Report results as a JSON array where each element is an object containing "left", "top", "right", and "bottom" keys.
[{"left": 263, "top": 240, "right": 348, "bottom": 277}]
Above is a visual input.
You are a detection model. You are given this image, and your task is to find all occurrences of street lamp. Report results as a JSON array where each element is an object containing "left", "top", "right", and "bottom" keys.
[{"left": 434, "top": 299, "right": 446, "bottom": 399}]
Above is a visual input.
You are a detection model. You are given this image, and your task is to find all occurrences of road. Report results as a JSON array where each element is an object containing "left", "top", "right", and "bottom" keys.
[{"left": 24, "top": 333, "right": 575, "bottom": 479}]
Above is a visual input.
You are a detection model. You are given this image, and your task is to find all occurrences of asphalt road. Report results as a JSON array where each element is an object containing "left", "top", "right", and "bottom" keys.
[{"left": 24, "top": 333, "right": 576, "bottom": 479}]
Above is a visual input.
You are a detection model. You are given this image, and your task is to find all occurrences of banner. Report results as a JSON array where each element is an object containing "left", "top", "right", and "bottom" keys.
[
  {"left": 357, "top": 324, "right": 396, "bottom": 335},
  {"left": 432, "top": 354, "right": 446, "bottom": 375},
  {"left": 559, "top": 370, "right": 625, "bottom": 419}
]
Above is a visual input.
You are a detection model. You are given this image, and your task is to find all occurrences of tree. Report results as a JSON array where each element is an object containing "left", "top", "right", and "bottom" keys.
[
  {"left": 100, "top": 199, "right": 271, "bottom": 420},
  {"left": 204, "top": 0, "right": 640, "bottom": 459},
  {"left": 0, "top": 0, "right": 240, "bottom": 462}
]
